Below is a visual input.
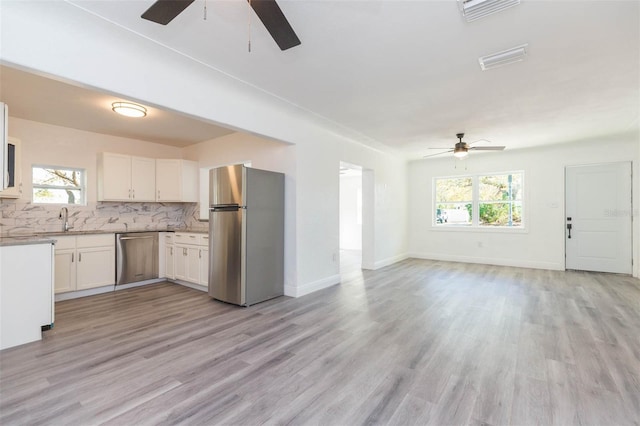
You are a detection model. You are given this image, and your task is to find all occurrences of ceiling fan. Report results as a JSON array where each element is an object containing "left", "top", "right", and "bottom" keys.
[
  {"left": 424, "top": 133, "right": 506, "bottom": 159},
  {"left": 141, "top": 0, "right": 301, "bottom": 51}
]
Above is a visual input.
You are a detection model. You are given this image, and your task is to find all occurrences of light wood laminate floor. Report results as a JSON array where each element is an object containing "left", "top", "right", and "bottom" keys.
[{"left": 1, "top": 259, "right": 640, "bottom": 425}]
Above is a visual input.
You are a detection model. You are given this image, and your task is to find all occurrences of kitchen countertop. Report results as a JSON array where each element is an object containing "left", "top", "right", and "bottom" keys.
[
  {"left": 0, "top": 228, "right": 209, "bottom": 243},
  {"left": 0, "top": 236, "right": 57, "bottom": 247}
]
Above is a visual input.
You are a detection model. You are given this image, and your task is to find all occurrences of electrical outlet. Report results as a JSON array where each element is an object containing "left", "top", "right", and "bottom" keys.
[
  {"left": 477, "top": 241, "right": 483, "bottom": 248},
  {"left": 332, "top": 252, "right": 338, "bottom": 262}
]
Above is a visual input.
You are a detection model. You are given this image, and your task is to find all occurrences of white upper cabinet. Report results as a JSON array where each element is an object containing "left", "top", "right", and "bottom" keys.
[
  {"left": 98, "top": 153, "right": 155, "bottom": 202},
  {"left": 156, "top": 159, "right": 198, "bottom": 202},
  {"left": 131, "top": 156, "right": 156, "bottom": 201}
]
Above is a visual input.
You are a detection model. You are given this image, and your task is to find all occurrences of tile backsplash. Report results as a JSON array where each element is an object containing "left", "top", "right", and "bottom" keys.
[{"left": 0, "top": 199, "right": 200, "bottom": 236}]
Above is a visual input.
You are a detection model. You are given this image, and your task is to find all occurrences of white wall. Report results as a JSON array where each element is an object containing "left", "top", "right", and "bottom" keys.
[
  {"left": 8, "top": 117, "right": 182, "bottom": 203},
  {"left": 409, "top": 135, "right": 639, "bottom": 277},
  {"left": 182, "top": 132, "right": 299, "bottom": 294},
  {"left": 0, "top": 2, "right": 409, "bottom": 296},
  {"left": 339, "top": 175, "right": 362, "bottom": 250}
]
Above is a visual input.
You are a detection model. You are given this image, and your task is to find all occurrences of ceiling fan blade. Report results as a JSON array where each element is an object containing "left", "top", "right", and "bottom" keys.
[
  {"left": 423, "top": 150, "right": 454, "bottom": 158},
  {"left": 469, "top": 146, "right": 506, "bottom": 151},
  {"left": 249, "top": 0, "right": 301, "bottom": 51},
  {"left": 468, "top": 139, "right": 491, "bottom": 145},
  {"left": 141, "top": 0, "right": 195, "bottom": 25},
  {"left": 428, "top": 147, "right": 455, "bottom": 150}
]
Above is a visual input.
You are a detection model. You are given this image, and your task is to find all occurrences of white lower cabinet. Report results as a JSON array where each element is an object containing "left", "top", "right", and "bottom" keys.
[
  {"left": 175, "top": 245, "right": 188, "bottom": 281},
  {"left": 165, "top": 245, "right": 175, "bottom": 279},
  {"left": 199, "top": 248, "right": 209, "bottom": 286},
  {"left": 162, "top": 232, "right": 208, "bottom": 287},
  {"left": 76, "top": 246, "right": 115, "bottom": 290},
  {"left": 54, "top": 234, "right": 115, "bottom": 294},
  {"left": 54, "top": 248, "right": 76, "bottom": 293}
]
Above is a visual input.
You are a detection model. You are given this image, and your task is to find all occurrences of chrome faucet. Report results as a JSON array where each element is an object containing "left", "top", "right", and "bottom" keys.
[{"left": 59, "top": 207, "right": 73, "bottom": 232}]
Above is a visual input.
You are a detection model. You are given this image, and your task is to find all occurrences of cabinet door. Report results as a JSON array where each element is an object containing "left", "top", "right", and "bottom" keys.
[
  {"left": 131, "top": 156, "right": 156, "bottom": 201},
  {"left": 186, "top": 246, "right": 201, "bottom": 284},
  {"left": 174, "top": 245, "right": 188, "bottom": 281},
  {"left": 156, "top": 159, "right": 181, "bottom": 202},
  {"left": 165, "top": 245, "right": 175, "bottom": 279},
  {"left": 54, "top": 249, "right": 76, "bottom": 293},
  {"left": 100, "top": 153, "right": 132, "bottom": 201},
  {"left": 76, "top": 247, "right": 115, "bottom": 290},
  {"left": 199, "top": 248, "right": 209, "bottom": 286}
]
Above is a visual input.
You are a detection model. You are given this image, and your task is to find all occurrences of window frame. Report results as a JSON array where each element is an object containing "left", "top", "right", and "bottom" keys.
[
  {"left": 32, "top": 164, "right": 87, "bottom": 206},
  {"left": 433, "top": 170, "right": 525, "bottom": 232}
]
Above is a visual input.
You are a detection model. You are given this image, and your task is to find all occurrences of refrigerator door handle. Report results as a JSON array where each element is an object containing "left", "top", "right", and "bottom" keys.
[{"left": 210, "top": 205, "right": 245, "bottom": 212}]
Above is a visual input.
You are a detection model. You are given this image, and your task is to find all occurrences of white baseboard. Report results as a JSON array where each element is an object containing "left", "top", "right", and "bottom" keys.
[
  {"left": 116, "top": 278, "right": 165, "bottom": 290},
  {"left": 55, "top": 279, "right": 167, "bottom": 301},
  {"left": 169, "top": 279, "right": 207, "bottom": 292},
  {"left": 372, "top": 253, "right": 409, "bottom": 270},
  {"left": 409, "top": 252, "right": 564, "bottom": 271},
  {"left": 285, "top": 274, "right": 341, "bottom": 298},
  {"left": 55, "top": 285, "right": 115, "bottom": 301}
]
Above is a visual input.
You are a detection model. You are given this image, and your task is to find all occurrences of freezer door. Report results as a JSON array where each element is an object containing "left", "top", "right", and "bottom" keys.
[
  {"left": 208, "top": 208, "right": 244, "bottom": 305},
  {"left": 209, "top": 164, "right": 245, "bottom": 207}
]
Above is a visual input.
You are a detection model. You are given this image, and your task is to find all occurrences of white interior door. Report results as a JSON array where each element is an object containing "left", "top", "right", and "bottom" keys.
[{"left": 565, "top": 162, "right": 632, "bottom": 274}]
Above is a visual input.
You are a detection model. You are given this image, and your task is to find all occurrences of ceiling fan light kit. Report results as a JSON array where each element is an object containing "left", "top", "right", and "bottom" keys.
[
  {"left": 453, "top": 145, "right": 469, "bottom": 159},
  {"left": 424, "top": 133, "right": 506, "bottom": 159},
  {"left": 111, "top": 102, "right": 147, "bottom": 118},
  {"left": 458, "top": 0, "right": 521, "bottom": 22},
  {"left": 478, "top": 44, "right": 528, "bottom": 71}
]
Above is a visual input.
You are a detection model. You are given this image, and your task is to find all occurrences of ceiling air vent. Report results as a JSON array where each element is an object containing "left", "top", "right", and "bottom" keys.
[
  {"left": 458, "top": 0, "right": 520, "bottom": 22},
  {"left": 479, "top": 44, "right": 528, "bottom": 71}
]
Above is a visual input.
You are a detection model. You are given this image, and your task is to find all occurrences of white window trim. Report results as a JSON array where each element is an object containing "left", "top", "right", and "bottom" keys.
[
  {"left": 432, "top": 170, "right": 526, "bottom": 231},
  {"left": 32, "top": 164, "right": 87, "bottom": 206}
]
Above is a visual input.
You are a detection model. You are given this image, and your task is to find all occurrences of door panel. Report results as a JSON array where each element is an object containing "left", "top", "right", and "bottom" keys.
[
  {"left": 566, "top": 162, "right": 632, "bottom": 274},
  {"left": 131, "top": 156, "right": 156, "bottom": 201},
  {"left": 77, "top": 247, "right": 115, "bottom": 289},
  {"left": 54, "top": 250, "right": 75, "bottom": 293},
  {"left": 209, "top": 209, "right": 243, "bottom": 304}
]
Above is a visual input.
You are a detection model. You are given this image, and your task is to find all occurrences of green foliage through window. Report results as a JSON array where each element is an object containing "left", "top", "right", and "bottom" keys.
[
  {"left": 32, "top": 166, "right": 85, "bottom": 205},
  {"left": 434, "top": 172, "right": 524, "bottom": 228}
]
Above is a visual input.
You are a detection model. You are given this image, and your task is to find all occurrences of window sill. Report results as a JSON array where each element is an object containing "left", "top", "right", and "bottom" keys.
[{"left": 430, "top": 225, "right": 529, "bottom": 234}]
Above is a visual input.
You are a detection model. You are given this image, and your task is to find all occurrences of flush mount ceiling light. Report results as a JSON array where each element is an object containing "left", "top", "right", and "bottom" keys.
[
  {"left": 479, "top": 44, "right": 528, "bottom": 71},
  {"left": 458, "top": 0, "right": 521, "bottom": 22},
  {"left": 111, "top": 101, "right": 147, "bottom": 118}
]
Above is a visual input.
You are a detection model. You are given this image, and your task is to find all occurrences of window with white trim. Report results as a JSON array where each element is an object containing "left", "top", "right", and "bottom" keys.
[
  {"left": 434, "top": 171, "right": 524, "bottom": 228},
  {"left": 32, "top": 166, "right": 86, "bottom": 205}
]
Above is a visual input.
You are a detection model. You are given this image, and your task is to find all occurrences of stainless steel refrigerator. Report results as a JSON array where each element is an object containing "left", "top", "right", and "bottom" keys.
[{"left": 208, "top": 165, "right": 285, "bottom": 306}]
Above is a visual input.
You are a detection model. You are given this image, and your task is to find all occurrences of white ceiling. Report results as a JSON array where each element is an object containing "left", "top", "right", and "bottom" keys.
[
  {"left": 0, "top": 65, "right": 235, "bottom": 147},
  {"left": 3, "top": 1, "right": 639, "bottom": 157}
]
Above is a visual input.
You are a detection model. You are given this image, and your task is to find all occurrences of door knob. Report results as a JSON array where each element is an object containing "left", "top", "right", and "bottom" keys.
[{"left": 567, "top": 223, "right": 572, "bottom": 239}]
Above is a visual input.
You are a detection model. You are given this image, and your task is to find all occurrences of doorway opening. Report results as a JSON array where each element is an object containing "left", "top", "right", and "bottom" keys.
[{"left": 339, "top": 162, "right": 365, "bottom": 279}]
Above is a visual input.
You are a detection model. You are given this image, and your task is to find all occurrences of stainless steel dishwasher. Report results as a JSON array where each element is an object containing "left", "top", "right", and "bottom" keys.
[{"left": 116, "top": 232, "right": 159, "bottom": 285}]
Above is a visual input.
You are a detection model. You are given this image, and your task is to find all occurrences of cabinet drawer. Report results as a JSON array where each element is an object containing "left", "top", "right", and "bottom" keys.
[
  {"left": 199, "top": 234, "right": 209, "bottom": 246},
  {"left": 174, "top": 233, "right": 200, "bottom": 245},
  {"left": 76, "top": 234, "right": 115, "bottom": 248},
  {"left": 54, "top": 236, "right": 76, "bottom": 250},
  {"left": 162, "top": 233, "right": 174, "bottom": 244}
]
